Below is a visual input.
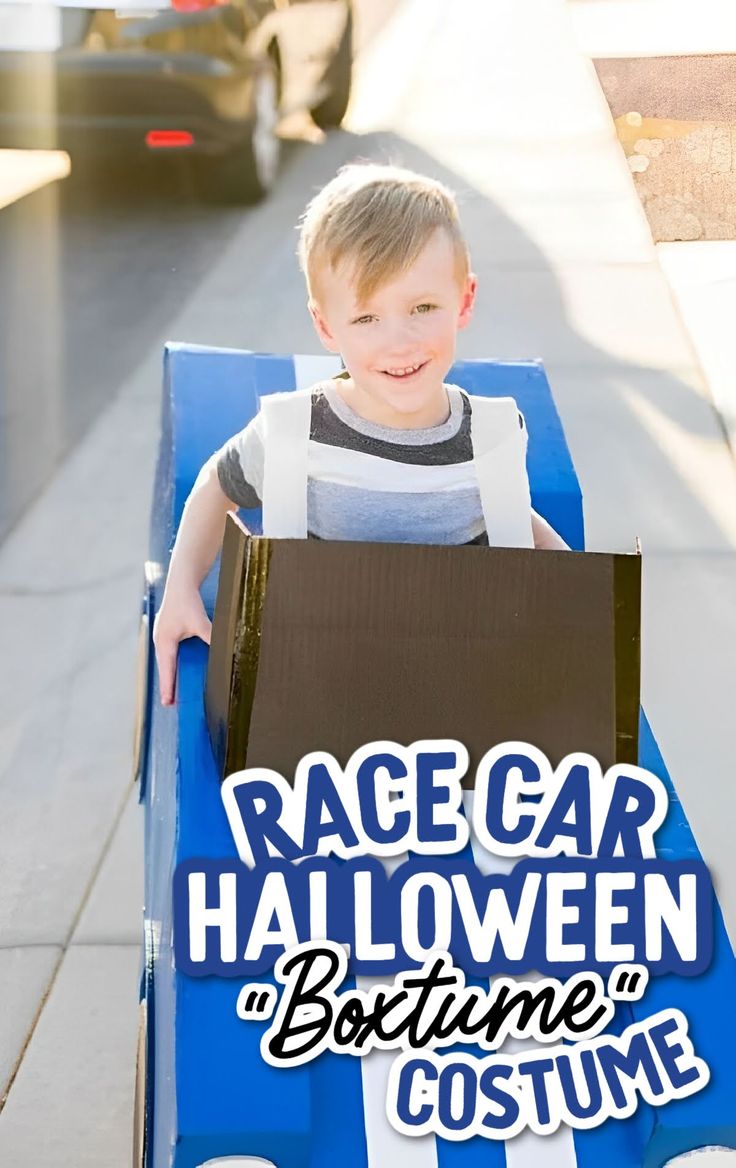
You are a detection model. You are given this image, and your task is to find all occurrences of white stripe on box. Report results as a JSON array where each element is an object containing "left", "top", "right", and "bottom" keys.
[
  {"left": 357, "top": 980, "right": 439, "bottom": 1168},
  {"left": 505, "top": 1126, "right": 579, "bottom": 1168},
  {"left": 358, "top": 849, "right": 438, "bottom": 1168},
  {"left": 462, "top": 792, "right": 579, "bottom": 1168}
]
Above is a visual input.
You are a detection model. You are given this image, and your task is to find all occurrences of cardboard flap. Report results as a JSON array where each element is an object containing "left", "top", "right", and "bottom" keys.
[{"left": 206, "top": 516, "right": 641, "bottom": 782}]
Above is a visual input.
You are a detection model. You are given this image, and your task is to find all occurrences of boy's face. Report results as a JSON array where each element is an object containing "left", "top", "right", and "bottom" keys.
[{"left": 308, "top": 228, "right": 477, "bottom": 427}]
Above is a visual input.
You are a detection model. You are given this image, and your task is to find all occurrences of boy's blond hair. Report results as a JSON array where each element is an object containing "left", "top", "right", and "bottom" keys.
[{"left": 297, "top": 162, "right": 470, "bottom": 305}]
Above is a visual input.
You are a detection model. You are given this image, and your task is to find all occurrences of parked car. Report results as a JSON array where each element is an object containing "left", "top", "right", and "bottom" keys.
[{"left": 0, "top": 0, "right": 353, "bottom": 201}]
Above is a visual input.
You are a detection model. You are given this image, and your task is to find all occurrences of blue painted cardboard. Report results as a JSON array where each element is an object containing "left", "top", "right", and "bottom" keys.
[{"left": 139, "top": 343, "right": 736, "bottom": 1168}]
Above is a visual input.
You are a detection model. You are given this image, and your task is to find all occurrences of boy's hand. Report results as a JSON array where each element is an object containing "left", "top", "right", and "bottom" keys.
[{"left": 153, "top": 590, "right": 212, "bottom": 706}]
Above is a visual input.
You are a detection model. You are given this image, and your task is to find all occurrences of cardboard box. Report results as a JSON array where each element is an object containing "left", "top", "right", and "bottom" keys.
[{"left": 206, "top": 514, "right": 641, "bottom": 783}]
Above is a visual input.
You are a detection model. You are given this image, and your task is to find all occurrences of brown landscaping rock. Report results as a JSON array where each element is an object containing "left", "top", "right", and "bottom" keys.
[{"left": 595, "top": 57, "right": 736, "bottom": 241}]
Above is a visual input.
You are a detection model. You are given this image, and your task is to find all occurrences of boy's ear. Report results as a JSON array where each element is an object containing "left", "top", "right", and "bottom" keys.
[
  {"left": 308, "top": 299, "right": 340, "bottom": 353},
  {"left": 457, "top": 273, "right": 478, "bottom": 331}
]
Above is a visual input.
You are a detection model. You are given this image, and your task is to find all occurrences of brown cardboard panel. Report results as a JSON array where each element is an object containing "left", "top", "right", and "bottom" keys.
[
  {"left": 206, "top": 517, "right": 641, "bottom": 783},
  {"left": 205, "top": 512, "right": 264, "bottom": 771},
  {"left": 614, "top": 553, "right": 642, "bottom": 766}
]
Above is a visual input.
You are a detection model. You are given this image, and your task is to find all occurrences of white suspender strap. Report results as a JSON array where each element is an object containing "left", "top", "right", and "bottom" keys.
[
  {"left": 260, "top": 383, "right": 534, "bottom": 545},
  {"left": 260, "top": 356, "right": 344, "bottom": 538},
  {"left": 261, "top": 390, "right": 312, "bottom": 538},
  {"left": 468, "top": 394, "right": 535, "bottom": 548}
]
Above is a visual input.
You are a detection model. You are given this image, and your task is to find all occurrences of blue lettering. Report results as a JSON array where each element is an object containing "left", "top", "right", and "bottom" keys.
[
  {"left": 536, "top": 764, "right": 592, "bottom": 854},
  {"left": 517, "top": 1057, "right": 555, "bottom": 1126},
  {"left": 396, "top": 1059, "right": 437, "bottom": 1126},
  {"left": 302, "top": 763, "right": 360, "bottom": 855},
  {"left": 597, "top": 1030, "right": 663, "bottom": 1107},
  {"left": 232, "top": 780, "right": 300, "bottom": 863},
  {"left": 357, "top": 752, "right": 409, "bottom": 846},
  {"left": 598, "top": 777, "right": 656, "bottom": 858},
  {"left": 438, "top": 1063, "right": 476, "bottom": 1132},
  {"left": 485, "top": 752, "right": 541, "bottom": 846},
  {"left": 649, "top": 1016, "right": 700, "bottom": 1090},
  {"left": 479, "top": 1063, "right": 520, "bottom": 1131},
  {"left": 416, "top": 751, "right": 459, "bottom": 844},
  {"left": 557, "top": 1050, "right": 602, "bottom": 1119}
]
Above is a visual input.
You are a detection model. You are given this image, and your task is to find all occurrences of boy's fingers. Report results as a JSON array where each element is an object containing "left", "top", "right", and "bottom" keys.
[
  {"left": 198, "top": 614, "right": 213, "bottom": 646},
  {"left": 152, "top": 607, "right": 209, "bottom": 706},
  {"left": 155, "top": 639, "right": 177, "bottom": 706}
]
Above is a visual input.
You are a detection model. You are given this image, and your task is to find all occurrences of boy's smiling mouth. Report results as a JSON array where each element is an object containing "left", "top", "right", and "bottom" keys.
[{"left": 381, "top": 360, "right": 429, "bottom": 380}]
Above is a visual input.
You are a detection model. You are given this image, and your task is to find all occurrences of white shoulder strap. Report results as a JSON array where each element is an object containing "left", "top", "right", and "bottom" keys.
[
  {"left": 261, "top": 390, "right": 312, "bottom": 538},
  {"left": 260, "top": 356, "right": 344, "bottom": 539},
  {"left": 261, "top": 385, "right": 534, "bottom": 546},
  {"left": 468, "top": 394, "right": 535, "bottom": 548}
]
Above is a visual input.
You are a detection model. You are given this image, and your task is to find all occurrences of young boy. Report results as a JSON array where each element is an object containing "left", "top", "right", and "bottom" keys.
[{"left": 153, "top": 162, "right": 567, "bottom": 705}]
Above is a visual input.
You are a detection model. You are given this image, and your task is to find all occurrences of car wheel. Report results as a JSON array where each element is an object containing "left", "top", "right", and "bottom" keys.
[
  {"left": 310, "top": 5, "right": 353, "bottom": 130},
  {"left": 195, "top": 64, "right": 281, "bottom": 205}
]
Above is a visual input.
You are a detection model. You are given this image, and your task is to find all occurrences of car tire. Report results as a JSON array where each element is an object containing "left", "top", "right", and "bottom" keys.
[
  {"left": 310, "top": 5, "right": 353, "bottom": 130},
  {"left": 195, "top": 64, "right": 281, "bottom": 205}
]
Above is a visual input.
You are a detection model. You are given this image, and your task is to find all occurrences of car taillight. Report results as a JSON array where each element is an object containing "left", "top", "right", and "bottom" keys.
[
  {"left": 145, "top": 130, "right": 195, "bottom": 148},
  {"left": 170, "top": 0, "right": 225, "bottom": 9}
]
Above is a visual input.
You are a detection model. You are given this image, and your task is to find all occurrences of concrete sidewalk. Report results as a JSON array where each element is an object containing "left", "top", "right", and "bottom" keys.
[
  {"left": 348, "top": 0, "right": 736, "bottom": 918},
  {"left": 1, "top": 0, "right": 735, "bottom": 1163}
]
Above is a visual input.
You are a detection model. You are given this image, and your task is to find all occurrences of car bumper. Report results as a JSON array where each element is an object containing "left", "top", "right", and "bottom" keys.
[{"left": 0, "top": 49, "right": 258, "bottom": 155}]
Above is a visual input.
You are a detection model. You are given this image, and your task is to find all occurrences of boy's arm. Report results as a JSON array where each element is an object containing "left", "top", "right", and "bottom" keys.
[
  {"left": 153, "top": 455, "right": 238, "bottom": 706},
  {"left": 531, "top": 509, "right": 570, "bottom": 551}
]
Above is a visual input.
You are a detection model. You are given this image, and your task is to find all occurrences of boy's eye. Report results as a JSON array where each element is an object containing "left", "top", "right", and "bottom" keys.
[
  {"left": 352, "top": 314, "right": 376, "bottom": 325},
  {"left": 414, "top": 303, "right": 436, "bottom": 314}
]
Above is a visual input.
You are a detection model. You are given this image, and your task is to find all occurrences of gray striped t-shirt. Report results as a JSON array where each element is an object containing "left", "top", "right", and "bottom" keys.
[{"left": 215, "top": 381, "right": 526, "bottom": 545}]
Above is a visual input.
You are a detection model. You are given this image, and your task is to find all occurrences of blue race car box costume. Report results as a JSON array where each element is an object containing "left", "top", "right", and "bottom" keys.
[{"left": 136, "top": 344, "right": 736, "bottom": 1168}]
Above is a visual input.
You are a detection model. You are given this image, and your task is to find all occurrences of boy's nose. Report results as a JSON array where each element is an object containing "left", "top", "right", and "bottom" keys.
[{"left": 384, "top": 324, "right": 422, "bottom": 356}]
